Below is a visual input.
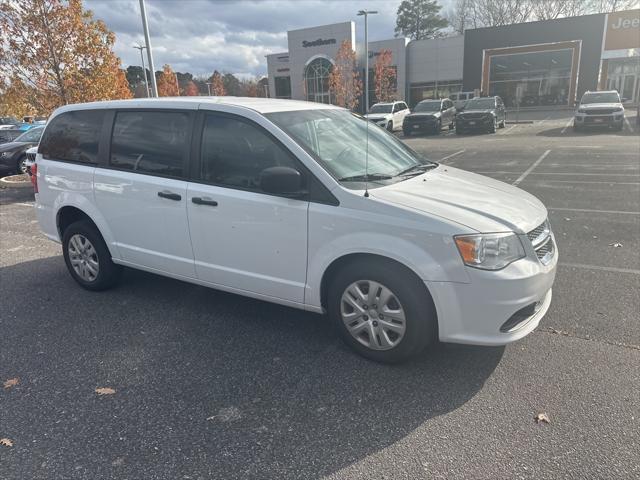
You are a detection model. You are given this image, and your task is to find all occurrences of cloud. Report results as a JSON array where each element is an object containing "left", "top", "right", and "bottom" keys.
[{"left": 84, "top": 0, "right": 406, "bottom": 77}]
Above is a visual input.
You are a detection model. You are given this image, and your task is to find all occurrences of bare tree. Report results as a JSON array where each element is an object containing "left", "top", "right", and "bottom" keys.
[{"left": 586, "top": 0, "right": 640, "bottom": 13}]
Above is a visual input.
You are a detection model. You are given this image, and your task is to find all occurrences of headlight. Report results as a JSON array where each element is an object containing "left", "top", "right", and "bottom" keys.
[
  {"left": 454, "top": 233, "right": 525, "bottom": 270},
  {"left": 615, "top": 107, "right": 624, "bottom": 112},
  {"left": 577, "top": 108, "right": 586, "bottom": 114},
  {"left": 0, "top": 151, "right": 10, "bottom": 158}
]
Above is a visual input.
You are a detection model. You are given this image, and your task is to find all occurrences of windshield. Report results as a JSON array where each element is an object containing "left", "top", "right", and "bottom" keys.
[
  {"left": 1, "top": 117, "right": 19, "bottom": 124},
  {"left": 464, "top": 98, "right": 495, "bottom": 109},
  {"left": 15, "top": 127, "right": 43, "bottom": 143},
  {"left": 266, "top": 109, "right": 434, "bottom": 188},
  {"left": 414, "top": 101, "right": 441, "bottom": 112},
  {"left": 368, "top": 104, "right": 393, "bottom": 114},
  {"left": 581, "top": 92, "right": 620, "bottom": 104}
]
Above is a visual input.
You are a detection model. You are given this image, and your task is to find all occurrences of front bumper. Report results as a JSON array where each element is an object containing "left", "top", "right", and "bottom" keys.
[
  {"left": 426, "top": 241, "right": 558, "bottom": 346},
  {"left": 404, "top": 119, "right": 439, "bottom": 131},
  {"left": 574, "top": 113, "right": 624, "bottom": 127}
]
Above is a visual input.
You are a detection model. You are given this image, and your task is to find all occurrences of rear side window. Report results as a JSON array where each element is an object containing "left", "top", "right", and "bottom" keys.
[
  {"left": 39, "top": 110, "right": 105, "bottom": 163},
  {"left": 110, "top": 111, "right": 190, "bottom": 178}
]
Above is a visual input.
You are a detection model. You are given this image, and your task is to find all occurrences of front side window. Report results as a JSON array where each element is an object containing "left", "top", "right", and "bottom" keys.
[
  {"left": 39, "top": 110, "right": 105, "bottom": 163},
  {"left": 267, "top": 109, "right": 434, "bottom": 189},
  {"left": 200, "top": 114, "right": 300, "bottom": 192},
  {"left": 110, "top": 111, "right": 190, "bottom": 178}
]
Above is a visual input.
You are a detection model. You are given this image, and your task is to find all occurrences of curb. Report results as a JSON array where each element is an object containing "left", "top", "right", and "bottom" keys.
[{"left": 0, "top": 174, "right": 32, "bottom": 188}]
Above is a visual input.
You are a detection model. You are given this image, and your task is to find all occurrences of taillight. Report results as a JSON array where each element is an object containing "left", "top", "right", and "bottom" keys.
[{"left": 31, "top": 163, "right": 38, "bottom": 193}]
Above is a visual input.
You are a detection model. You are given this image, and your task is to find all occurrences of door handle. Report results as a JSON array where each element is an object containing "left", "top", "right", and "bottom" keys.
[
  {"left": 192, "top": 196, "right": 218, "bottom": 207},
  {"left": 157, "top": 191, "right": 181, "bottom": 201}
]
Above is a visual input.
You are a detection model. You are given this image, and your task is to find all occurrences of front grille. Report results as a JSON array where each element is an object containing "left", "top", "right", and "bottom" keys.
[
  {"left": 585, "top": 108, "right": 617, "bottom": 115},
  {"left": 406, "top": 116, "right": 435, "bottom": 124},
  {"left": 460, "top": 113, "right": 488, "bottom": 119},
  {"left": 584, "top": 116, "right": 614, "bottom": 124},
  {"left": 527, "top": 219, "right": 554, "bottom": 265},
  {"left": 26, "top": 152, "right": 36, "bottom": 162}
]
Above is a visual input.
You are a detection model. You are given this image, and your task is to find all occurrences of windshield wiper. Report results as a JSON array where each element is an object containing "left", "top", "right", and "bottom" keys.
[
  {"left": 339, "top": 173, "right": 393, "bottom": 182},
  {"left": 396, "top": 163, "right": 437, "bottom": 176}
]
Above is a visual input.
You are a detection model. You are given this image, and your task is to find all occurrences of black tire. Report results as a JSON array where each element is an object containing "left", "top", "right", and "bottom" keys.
[
  {"left": 488, "top": 117, "right": 497, "bottom": 133},
  {"left": 16, "top": 155, "right": 27, "bottom": 175},
  {"left": 449, "top": 120, "right": 455, "bottom": 130},
  {"left": 62, "top": 220, "right": 122, "bottom": 291},
  {"left": 499, "top": 119, "right": 506, "bottom": 128},
  {"left": 433, "top": 119, "right": 441, "bottom": 135},
  {"left": 327, "top": 258, "right": 437, "bottom": 363},
  {"left": 386, "top": 121, "right": 393, "bottom": 132}
]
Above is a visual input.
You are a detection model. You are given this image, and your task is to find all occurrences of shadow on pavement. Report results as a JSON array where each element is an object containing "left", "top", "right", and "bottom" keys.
[
  {"left": 0, "top": 183, "right": 35, "bottom": 205},
  {"left": 1, "top": 256, "right": 504, "bottom": 479}
]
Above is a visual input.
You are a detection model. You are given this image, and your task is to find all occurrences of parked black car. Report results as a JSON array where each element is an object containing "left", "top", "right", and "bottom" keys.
[
  {"left": 403, "top": 98, "right": 456, "bottom": 136},
  {"left": 0, "top": 126, "right": 44, "bottom": 175},
  {"left": 0, "top": 128, "right": 24, "bottom": 145},
  {"left": 456, "top": 96, "right": 506, "bottom": 134}
]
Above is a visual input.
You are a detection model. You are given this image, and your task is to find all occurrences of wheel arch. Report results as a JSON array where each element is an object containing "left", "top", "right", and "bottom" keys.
[
  {"left": 55, "top": 205, "right": 119, "bottom": 258},
  {"left": 319, "top": 253, "right": 436, "bottom": 318}
]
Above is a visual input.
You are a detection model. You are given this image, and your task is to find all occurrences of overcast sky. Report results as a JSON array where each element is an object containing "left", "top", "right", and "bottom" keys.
[{"left": 84, "top": 0, "right": 449, "bottom": 78}]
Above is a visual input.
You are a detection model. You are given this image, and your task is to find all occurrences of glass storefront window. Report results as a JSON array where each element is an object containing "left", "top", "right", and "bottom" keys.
[
  {"left": 305, "top": 58, "right": 333, "bottom": 104},
  {"left": 606, "top": 57, "right": 640, "bottom": 103},
  {"left": 274, "top": 76, "right": 291, "bottom": 99},
  {"left": 488, "top": 49, "right": 573, "bottom": 107},
  {"left": 409, "top": 80, "right": 462, "bottom": 108}
]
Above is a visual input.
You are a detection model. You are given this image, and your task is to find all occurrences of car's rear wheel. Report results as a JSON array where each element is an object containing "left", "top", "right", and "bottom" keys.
[
  {"left": 62, "top": 220, "right": 122, "bottom": 291},
  {"left": 433, "top": 119, "right": 441, "bottom": 134},
  {"left": 489, "top": 117, "right": 497, "bottom": 133},
  {"left": 327, "top": 258, "right": 437, "bottom": 363}
]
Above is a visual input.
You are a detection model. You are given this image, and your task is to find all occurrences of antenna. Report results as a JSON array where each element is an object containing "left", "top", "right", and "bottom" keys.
[{"left": 364, "top": 115, "right": 370, "bottom": 197}]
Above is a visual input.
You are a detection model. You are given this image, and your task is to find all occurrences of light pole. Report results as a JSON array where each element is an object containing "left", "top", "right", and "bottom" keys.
[
  {"left": 206, "top": 82, "right": 212, "bottom": 96},
  {"left": 139, "top": 0, "right": 158, "bottom": 97},
  {"left": 133, "top": 44, "right": 149, "bottom": 97},
  {"left": 357, "top": 9, "right": 378, "bottom": 113}
]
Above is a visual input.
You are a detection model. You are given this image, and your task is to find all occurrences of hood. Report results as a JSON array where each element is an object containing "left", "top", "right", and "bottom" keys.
[
  {"left": 0, "top": 141, "right": 27, "bottom": 152},
  {"left": 459, "top": 109, "right": 494, "bottom": 115},
  {"left": 365, "top": 114, "right": 391, "bottom": 121},
  {"left": 370, "top": 165, "right": 546, "bottom": 234},
  {"left": 407, "top": 112, "right": 440, "bottom": 118},
  {"left": 579, "top": 103, "right": 622, "bottom": 110}
]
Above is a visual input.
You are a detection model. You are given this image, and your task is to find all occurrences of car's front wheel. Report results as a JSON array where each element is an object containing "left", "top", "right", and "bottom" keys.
[
  {"left": 17, "top": 155, "right": 28, "bottom": 175},
  {"left": 328, "top": 258, "right": 437, "bottom": 363},
  {"left": 62, "top": 220, "right": 122, "bottom": 291},
  {"left": 387, "top": 121, "right": 393, "bottom": 132}
]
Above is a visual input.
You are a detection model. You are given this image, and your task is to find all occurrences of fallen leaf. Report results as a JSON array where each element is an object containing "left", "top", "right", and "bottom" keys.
[
  {"left": 0, "top": 438, "right": 13, "bottom": 447},
  {"left": 3, "top": 378, "right": 19, "bottom": 389},
  {"left": 608, "top": 242, "right": 623, "bottom": 248},
  {"left": 535, "top": 412, "right": 551, "bottom": 424},
  {"left": 95, "top": 387, "right": 116, "bottom": 396}
]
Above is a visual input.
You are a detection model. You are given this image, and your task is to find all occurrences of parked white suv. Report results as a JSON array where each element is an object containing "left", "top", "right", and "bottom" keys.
[
  {"left": 364, "top": 101, "right": 410, "bottom": 131},
  {"left": 574, "top": 90, "right": 625, "bottom": 131},
  {"left": 33, "top": 98, "right": 557, "bottom": 363}
]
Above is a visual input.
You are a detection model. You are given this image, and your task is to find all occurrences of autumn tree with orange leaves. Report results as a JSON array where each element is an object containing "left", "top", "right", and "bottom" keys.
[
  {"left": 157, "top": 64, "right": 180, "bottom": 97},
  {"left": 373, "top": 50, "right": 397, "bottom": 103},
  {"left": 0, "top": 0, "right": 131, "bottom": 117},
  {"left": 208, "top": 71, "right": 226, "bottom": 96},
  {"left": 328, "top": 40, "right": 361, "bottom": 110},
  {"left": 184, "top": 81, "right": 199, "bottom": 96}
]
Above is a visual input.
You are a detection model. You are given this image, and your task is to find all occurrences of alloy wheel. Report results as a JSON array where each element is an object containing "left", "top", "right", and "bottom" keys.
[
  {"left": 340, "top": 280, "right": 406, "bottom": 350},
  {"left": 68, "top": 234, "right": 99, "bottom": 282}
]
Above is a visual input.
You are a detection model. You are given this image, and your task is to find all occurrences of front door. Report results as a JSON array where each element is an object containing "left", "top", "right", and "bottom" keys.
[
  {"left": 186, "top": 112, "right": 308, "bottom": 303},
  {"left": 94, "top": 109, "right": 196, "bottom": 277}
]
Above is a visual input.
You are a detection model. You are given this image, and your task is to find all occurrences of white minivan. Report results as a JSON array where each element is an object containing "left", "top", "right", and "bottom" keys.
[{"left": 33, "top": 98, "right": 557, "bottom": 363}]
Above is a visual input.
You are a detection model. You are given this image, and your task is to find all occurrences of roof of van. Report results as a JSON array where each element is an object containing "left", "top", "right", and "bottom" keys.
[{"left": 53, "top": 97, "right": 344, "bottom": 115}]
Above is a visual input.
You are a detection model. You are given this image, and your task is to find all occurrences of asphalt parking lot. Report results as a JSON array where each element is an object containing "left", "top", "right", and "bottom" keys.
[{"left": 1, "top": 109, "right": 639, "bottom": 479}]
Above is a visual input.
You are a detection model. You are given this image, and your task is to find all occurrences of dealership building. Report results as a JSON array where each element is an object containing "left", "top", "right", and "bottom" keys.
[{"left": 266, "top": 9, "right": 639, "bottom": 108}]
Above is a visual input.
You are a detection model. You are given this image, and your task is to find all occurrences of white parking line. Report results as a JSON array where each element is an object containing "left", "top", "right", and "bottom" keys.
[
  {"left": 14, "top": 202, "right": 35, "bottom": 207},
  {"left": 512, "top": 149, "right": 551, "bottom": 186},
  {"left": 531, "top": 180, "right": 640, "bottom": 185},
  {"left": 500, "top": 125, "right": 517, "bottom": 135},
  {"left": 560, "top": 262, "right": 640, "bottom": 275},
  {"left": 549, "top": 207, "right": 640, "bottom": 215},
  {"left": 624, "top": 116, "right": 633, "bottom": 132},
  {"left": 560, "top": 118, "right": 573, "bottom": 134},
  {"left": 537, "top": 115, "right": 552, "bottom": 125},
  {"left": 439, "top": 149, "right": 466, "bottom": 163}
]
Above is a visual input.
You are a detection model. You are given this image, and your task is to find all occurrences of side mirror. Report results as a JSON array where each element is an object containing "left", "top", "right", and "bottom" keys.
[{"left": 260, "top": 166, "right": 304, "bottom": 196}]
